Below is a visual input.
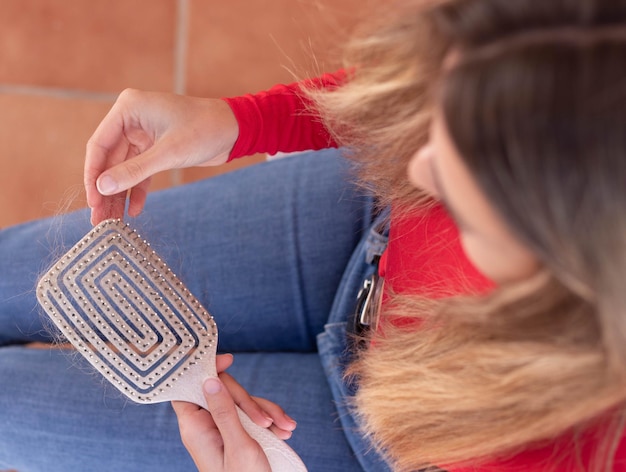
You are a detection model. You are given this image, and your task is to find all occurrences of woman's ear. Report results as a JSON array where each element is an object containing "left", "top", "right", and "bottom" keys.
[{"left": 408, "top": 143, "right": 438, "bottom": 198}]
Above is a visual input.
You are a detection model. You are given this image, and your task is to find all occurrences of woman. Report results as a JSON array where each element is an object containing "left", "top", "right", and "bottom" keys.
[{"left": 2, "top": 0, "right": 626, "bottom": 470}]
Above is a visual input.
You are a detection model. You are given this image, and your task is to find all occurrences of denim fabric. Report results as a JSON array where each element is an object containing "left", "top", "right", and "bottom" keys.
[
  {"left": 318, "top": 219, "right": 392, "bottom": 472},
  {"left": 0, "top": 149, "right": 391, "bottom": 472}
]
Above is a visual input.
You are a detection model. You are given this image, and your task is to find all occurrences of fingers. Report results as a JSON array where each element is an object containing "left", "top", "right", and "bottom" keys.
[
  {"left": 85, "top": 89, "right": 160, "bottom": 225},
  {"left": 252, "top": 396, "right": 297, "bottom": 439},
  {"left": 219, "top": 373, "right": 272, "bottom": 428},
  {"left": 219, "top": 372, "right": 296, "bottom": 440},
  {"left": 127, "top": 176, "right": 152, "bottom": 218},
  {"left": 216, "top": 353, "right": 234, "bottom": 373},
  {"left": 90, "top": 190, "right": 128, "bottom": 225}
]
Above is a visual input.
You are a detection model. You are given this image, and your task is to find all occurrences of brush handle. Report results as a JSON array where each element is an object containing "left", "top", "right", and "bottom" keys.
[
  {"left": 189, "top": 389, "right": 307, "bottom": 471},
  {"left": 236, "top": 406, "right": 308, "bottom": 472}
]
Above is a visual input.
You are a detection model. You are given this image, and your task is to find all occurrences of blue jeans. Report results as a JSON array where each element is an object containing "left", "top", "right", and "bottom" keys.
[{"left": 0, "top": 150, "right": 392, "bottom": 472}]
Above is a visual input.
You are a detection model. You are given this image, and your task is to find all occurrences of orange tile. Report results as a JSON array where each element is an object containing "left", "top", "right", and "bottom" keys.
[
  {"left": 0, "top": 0, "right": 176, "bottom": 93},
  {"left": 186, "top": 0, "right": 364, "bottom": 98},
  {"left": 0, "top": 94, "right": 172, "bottom": 228}
]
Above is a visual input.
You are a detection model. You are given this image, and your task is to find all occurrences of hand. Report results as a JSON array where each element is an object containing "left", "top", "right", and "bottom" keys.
[
  {"left": 84, "top": 89, "right": 240, "bottom": 225},
  {"left": 172, "top": 356, "right": 298, "bottom": 472}
]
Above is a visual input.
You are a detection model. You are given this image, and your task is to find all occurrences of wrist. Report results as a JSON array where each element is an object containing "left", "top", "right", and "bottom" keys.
[{"left": 217, "top": 97, "right": 241, "bottom": 162}]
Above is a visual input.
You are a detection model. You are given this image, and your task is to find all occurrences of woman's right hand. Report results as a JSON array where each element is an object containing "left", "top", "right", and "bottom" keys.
[
  {"left": 173, "top": 354, "right": 298, "bottom": 472},
  {"left": 84, "top": 89, "right": 240, "bottom": 225}
]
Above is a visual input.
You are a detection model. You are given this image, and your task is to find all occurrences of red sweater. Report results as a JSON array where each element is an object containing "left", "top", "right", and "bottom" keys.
[{"left": 223, "top": 74, "right": 626, "bottom": 471}]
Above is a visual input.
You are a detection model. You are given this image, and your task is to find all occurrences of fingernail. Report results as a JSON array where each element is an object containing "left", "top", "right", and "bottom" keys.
[
  {"left": 203, "top": 378, "right": 222, "bottom": 395},
  {"left": 97, "top": 175, "right": 118, "bottom": 195},
  {"left": 285, "top": 414, "right": 297, "bottom": 427}
]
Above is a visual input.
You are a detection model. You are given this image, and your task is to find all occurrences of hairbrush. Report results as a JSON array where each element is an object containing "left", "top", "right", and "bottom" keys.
[{"left": 36, "top": 218, "right": 307, "bottom": 472}]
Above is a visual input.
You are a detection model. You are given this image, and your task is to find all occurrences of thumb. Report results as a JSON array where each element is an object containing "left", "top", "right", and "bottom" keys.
[
  {"left": 95, "top": 146, "right": 167, "bottom": 196},
  {"left": 203, "top": 378, "right": 256, "bottom": 450},
  {"left": 203, "top": 379, "right": 273, "bottom": 472},
  {"left": 204, "top": 379, "right": 243, "bottom": 432}
]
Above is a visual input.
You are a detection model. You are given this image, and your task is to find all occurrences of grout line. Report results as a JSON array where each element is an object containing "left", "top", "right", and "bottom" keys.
[
  {"left": 174, "top": 0, "right": 189, "bottom": 95},
  {"left": 0, "top": 83, "right": 118, "bottom": 102},
  {"left": 170, "top": 0, "right": 190, "bottom": 187}
]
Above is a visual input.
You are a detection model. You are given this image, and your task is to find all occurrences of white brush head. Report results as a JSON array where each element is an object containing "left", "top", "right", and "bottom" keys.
[{"left": 37, "top": 219, "right": 218, "bottom": 407}]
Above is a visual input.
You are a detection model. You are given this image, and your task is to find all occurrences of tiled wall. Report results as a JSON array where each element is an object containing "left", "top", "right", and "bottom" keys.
[{"left": 0, "top": 0, "right": 362, "bottom": 228}]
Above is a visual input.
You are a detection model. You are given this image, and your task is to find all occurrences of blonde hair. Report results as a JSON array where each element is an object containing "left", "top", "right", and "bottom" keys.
[{"left": 306, "top": 0, "right": 626, "bottom": 470}]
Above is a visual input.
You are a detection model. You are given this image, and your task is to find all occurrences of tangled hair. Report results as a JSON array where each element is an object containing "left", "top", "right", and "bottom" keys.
[{"left": 307, "top": 0, "right": 626, "bottom": 470}]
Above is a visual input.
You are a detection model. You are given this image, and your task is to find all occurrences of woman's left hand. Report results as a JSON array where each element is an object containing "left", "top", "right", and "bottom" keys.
[{"left": 172, "top": 356, "right": 297, "bottom": 472}]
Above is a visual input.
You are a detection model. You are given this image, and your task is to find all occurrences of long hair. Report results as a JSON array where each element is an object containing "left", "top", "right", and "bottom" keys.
[{"left": 307, "top": 0, "right": 626, "bottom": 470}]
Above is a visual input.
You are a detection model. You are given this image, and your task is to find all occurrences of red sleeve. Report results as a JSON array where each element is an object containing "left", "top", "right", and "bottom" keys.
[{"left": 222, "top": 71, "right": 345, "bottom": 160}]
